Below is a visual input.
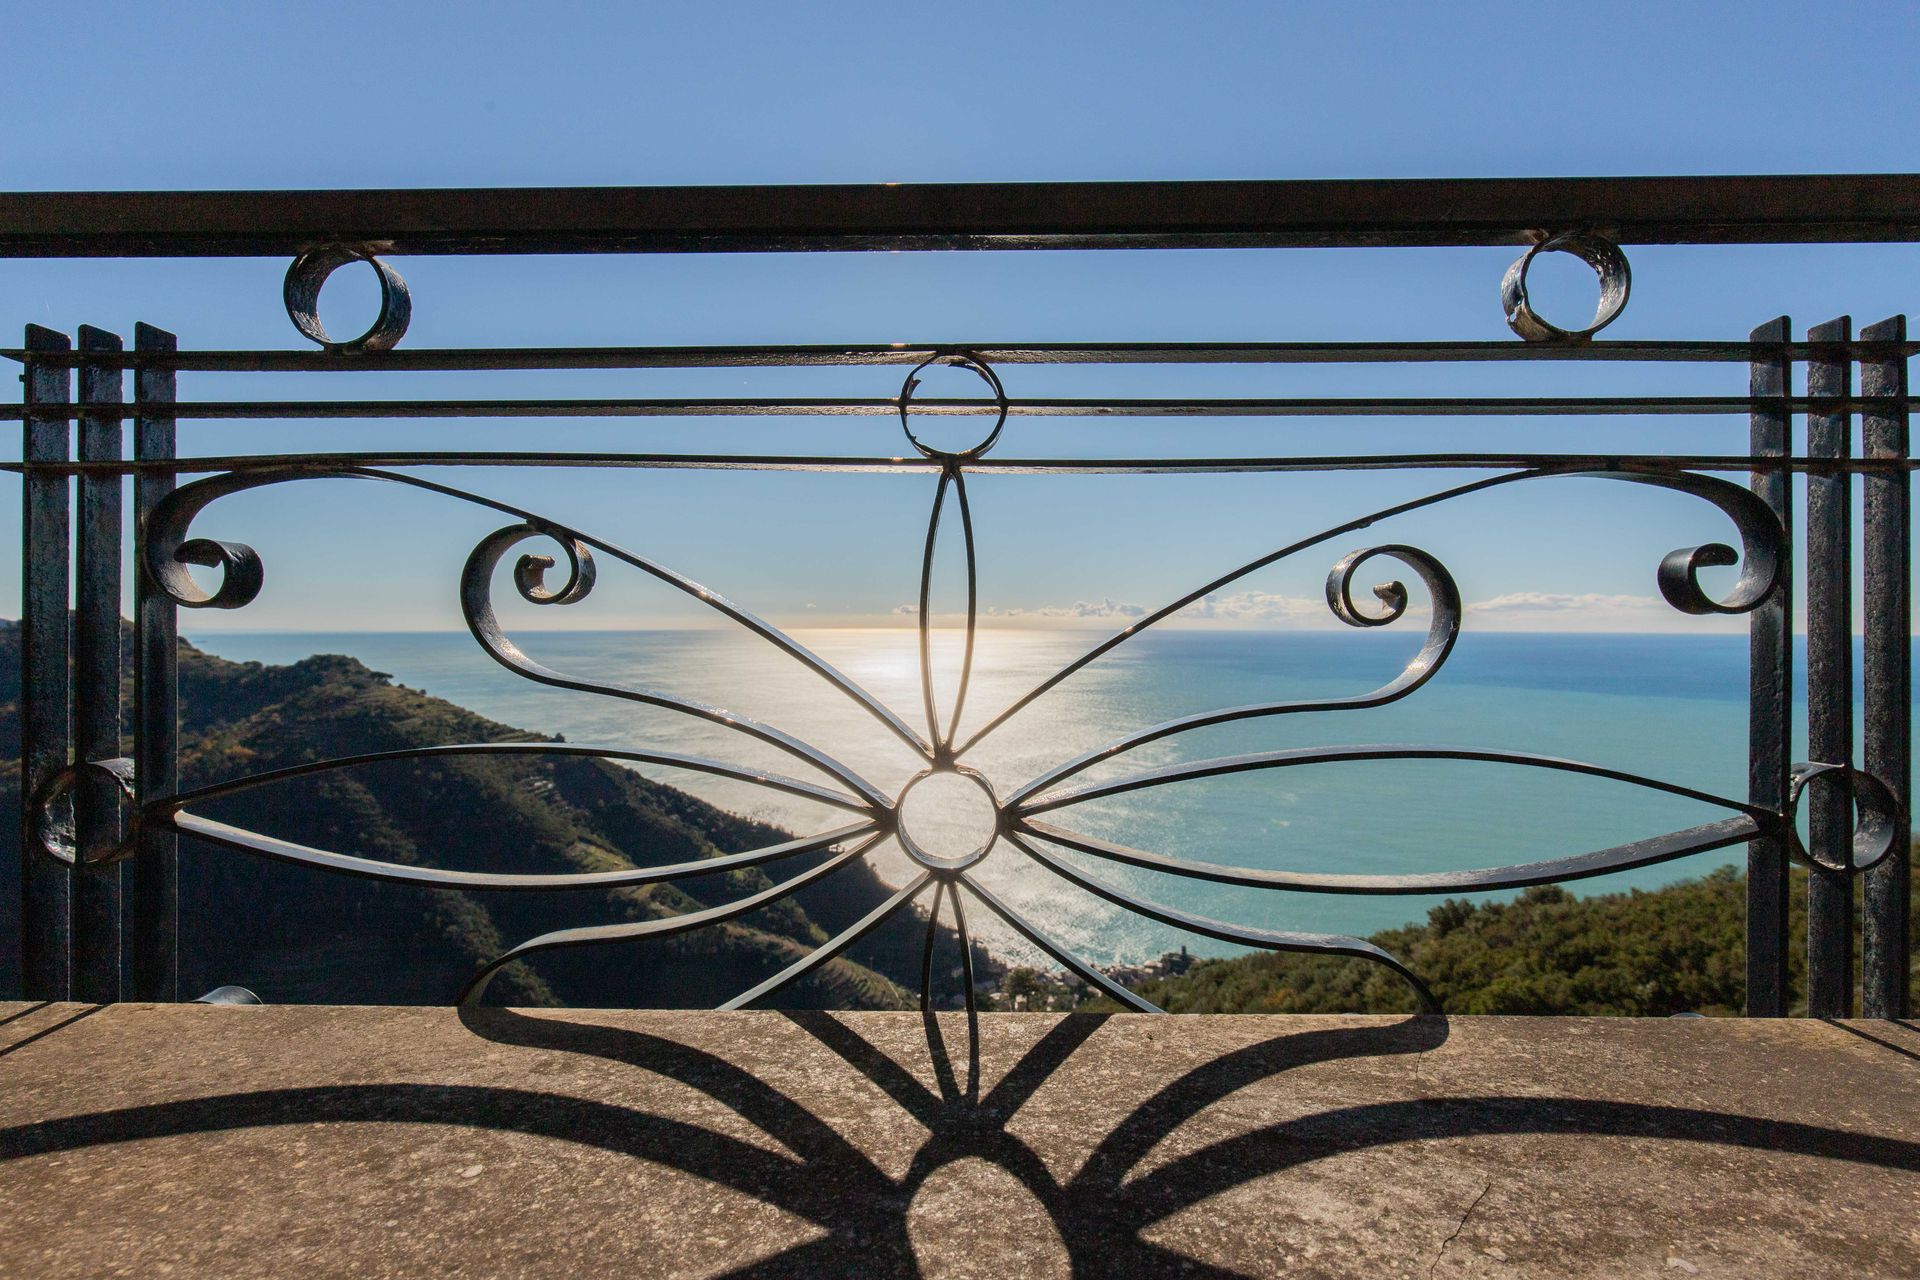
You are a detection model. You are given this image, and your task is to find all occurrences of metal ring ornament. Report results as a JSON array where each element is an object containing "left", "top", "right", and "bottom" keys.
[
  {"left": 897, "top": 353, "right": 1009, "bottom": 460},
  {"left": 284, "top": 246, "right": 412, "bottom": 353},
  {"left": 1501, "top": 232, "right": 1631, "bottom": 342},
  {"left": 1787, "top": 762, "right": 1904, "bottom": 873},
  {"left": 31, "top": 757, "right": 138, "bottom": 866},
  {"left": 893, "top": 765, "right": 1002, "bottom": 873}
]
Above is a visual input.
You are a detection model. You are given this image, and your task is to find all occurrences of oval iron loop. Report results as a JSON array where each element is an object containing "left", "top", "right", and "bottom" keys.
[
  {"left": 459, "top": 832, "right": 886, "bottom": 1006},
  {"left": 1005, "top": 544, "right": 1460, "bottom": 807},
  {"left": 956, "top": 872, "right": 1162, "bottom": 1013},
  {"left": 957, "top": 465, "right": 1781, "bottom": 758},
  {"left": 950, "top": 882, "right": 977, "bottom": 1022},
  {"left": 143, "top": 464, "right": 924, "bottom": 795},
  {"left": 166, "top": 741, "right": 870, "bottom": 817},
  {"left": 1004, "top": 830, "right": 1439, "bottom": 1014},
  {"left": 917, "top": 465, "right": 982, "bottom": 757},
  {"left": 463, "top": 524, "right": 892, "bottom": 807},
  {"left": 1017, "top": 814, "right": 1762, "bottom": 896},
  {"left": 1017, "top": 743, "right": 1771, "bottom": 824},
  {"left": 919, "top": 880, "right": 948, "bottom": 1014},
  {"left": 169, "top": 811, "right": 873, "bottom": 893},
  {"left": 721, "top": 872, "right": 936, "bottom": 1010}
]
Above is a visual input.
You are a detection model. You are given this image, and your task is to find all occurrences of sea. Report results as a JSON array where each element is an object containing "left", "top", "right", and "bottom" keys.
[{"left": 187, "top": 627, "right": 1911, "bottom": 968}]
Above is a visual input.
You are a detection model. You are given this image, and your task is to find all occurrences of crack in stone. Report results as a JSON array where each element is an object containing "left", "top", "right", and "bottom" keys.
[{"left": 1427, "top": 1177, "right": 1492, "bottom": 1279}]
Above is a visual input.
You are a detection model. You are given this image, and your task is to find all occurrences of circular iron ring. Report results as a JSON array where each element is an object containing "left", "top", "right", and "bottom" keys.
[
  {"left": 284, "top": 246, "right": 412, "bottom": 354},
  {"left": 30, "top": 757, "right": 138, "bottom": 866},
  {"left": 897, "top": 353, "right": 1009, "bottom": 460},
  {"left": 894, "top": 765, "right": 1002, "bottom": 873},
  {"left": 1787, "top": 761, "right": 1903, "bottom": 874},
  {"left": 1500, "top": 232, "right": 1631, "bottom": 343}
]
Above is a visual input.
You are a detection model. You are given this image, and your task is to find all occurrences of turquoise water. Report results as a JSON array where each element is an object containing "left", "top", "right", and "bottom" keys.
[{"left": 189, "top": 627, "right": 1909, "bottom": 966}]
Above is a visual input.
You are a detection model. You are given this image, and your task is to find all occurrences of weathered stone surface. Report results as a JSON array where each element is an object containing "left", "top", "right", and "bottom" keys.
[{"left": 1, "top": 1003, "right": 1915, "bottom": 1277}]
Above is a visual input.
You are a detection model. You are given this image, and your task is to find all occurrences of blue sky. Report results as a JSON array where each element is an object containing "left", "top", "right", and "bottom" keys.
[{"left": 1, "top": 1, "right": 1916, "bottom": 634}]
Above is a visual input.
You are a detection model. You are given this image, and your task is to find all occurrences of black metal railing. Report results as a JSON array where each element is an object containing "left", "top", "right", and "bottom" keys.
[{"left": 6, "top": 175, "right": 1916, "bottom": 1021}]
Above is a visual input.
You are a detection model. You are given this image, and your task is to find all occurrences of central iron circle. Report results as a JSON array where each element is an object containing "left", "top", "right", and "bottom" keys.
[
  {"left": 895, "top": 766, "right": 1001, "bottom": 872},
  {"left": 897, "top": 352, "right": 1009, "bottom": 460}
]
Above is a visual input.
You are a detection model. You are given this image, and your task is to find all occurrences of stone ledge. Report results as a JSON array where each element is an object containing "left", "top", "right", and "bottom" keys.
[{"left": 1, "top": 1003, "right": 1916, "bottom": 1278}]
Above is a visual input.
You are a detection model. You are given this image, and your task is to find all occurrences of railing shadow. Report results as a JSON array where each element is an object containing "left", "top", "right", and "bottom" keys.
[{"left": 3, "top": 1009, "right": 1918, "bottom": 1277}]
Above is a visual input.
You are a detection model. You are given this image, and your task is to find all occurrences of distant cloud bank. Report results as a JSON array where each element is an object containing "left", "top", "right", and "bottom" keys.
[
  {"left": 1471, "top": 591, "right": 1662, "bottom": 614},
  {"left": 894, "top": 588, "right": 1744, "bottom": 633}
]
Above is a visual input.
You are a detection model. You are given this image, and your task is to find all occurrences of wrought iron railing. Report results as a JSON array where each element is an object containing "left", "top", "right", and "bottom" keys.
[{"left": 6, "top": 176, "right": 1916, "bottom": 1022}]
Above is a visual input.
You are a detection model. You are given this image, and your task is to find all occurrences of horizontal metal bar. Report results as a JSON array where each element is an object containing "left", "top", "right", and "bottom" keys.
[
  {"left": 1, "top": 175, "right": 1917, "bottom": 256},
  {"left": 4, "top": 395, "right": 1919, "bottom": 422},
  {"left": 7, "top": 452, "right": 1917, "bottom": 477},
  {"left": 8, "top": 339, "right": 1920, "bottom": 372}
]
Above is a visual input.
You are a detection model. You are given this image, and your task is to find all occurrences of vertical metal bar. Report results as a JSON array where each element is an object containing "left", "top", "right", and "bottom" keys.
[
  {"left": 19, "top": 325, "right": 72, "bottom": 1001},
  {"left": 73, "top": 326, "right": 123, "bottom": 1003},
  {"left": 1861, "top": 315, "right": 1910, "bottom": 1019},
  {"left": 130, "top": 323, "right": 179, "bottom": 1003},
  {"left": 1746, "top": 316, "right": 1793, "bottom": 1017},
  {"left": 1806, "top": 315, "right": 1854, "bottom": 1018}
]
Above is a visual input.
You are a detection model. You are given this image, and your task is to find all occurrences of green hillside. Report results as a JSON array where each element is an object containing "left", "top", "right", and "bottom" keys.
[
  {"left": 0, "top": 622, "right": 993, "bottom": 1007},
  {"left": 1086, "top": 868, "right": 1918, "bottom": 1016}
]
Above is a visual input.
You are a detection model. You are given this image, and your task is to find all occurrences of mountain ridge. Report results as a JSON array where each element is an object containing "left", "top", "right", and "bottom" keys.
[{"left": 0, "top": 621, "right": 995, "bottom": 1006}]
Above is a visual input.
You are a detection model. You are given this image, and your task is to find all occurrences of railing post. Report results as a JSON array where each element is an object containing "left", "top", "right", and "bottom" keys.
[
  {"left": 1805, "top": 316, "right": 1854, "bottom": 1018},
  {"left": 1861, "top": 315, "right": 1910, "bottom": 1019},
  {"left": 73, "top": 326, "right": 123, "bottom": 1002},
  {"left": 1746, "top": 317, "right": 1793, "bottom": 1016},
  {"left": 19, "top": 325, "right": 72, "bottom": 1001},
  {"left": 130, "top": 323, "right": 179, "bottom": 1002}
]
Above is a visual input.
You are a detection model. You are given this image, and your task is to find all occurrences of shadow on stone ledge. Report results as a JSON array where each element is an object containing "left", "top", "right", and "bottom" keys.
[{"left": 3, "top": 1007, "right": 1918, "bottom": 1277}]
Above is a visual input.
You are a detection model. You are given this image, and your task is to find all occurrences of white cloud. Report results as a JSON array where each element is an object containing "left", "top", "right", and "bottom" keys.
[
  {"left": 1464, "top": 590, "right": 1742, "bottom": 633},
  {"left": 1176, "top": 590, "right": 1325, "bottom": 623},
  {"left": 934, "top": 590, "right": 1358, "bottom": 627},
  {"left": 1470, "top": 591, "right": 1662, "bottom": 614},
  {"left": 970, "top": 590, "right": 1333, "bottom": 626},
  {"left": 983, "top": 598, "right": 1148, "bottom": 619},
  {"left": 890, "top": 587, "right": 1736, "bottom": 632}
]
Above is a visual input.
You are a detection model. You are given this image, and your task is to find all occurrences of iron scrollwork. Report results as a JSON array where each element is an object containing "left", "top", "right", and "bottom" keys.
[{"left": 102, "top": 346, "right": 1890, "bottom": 1041}]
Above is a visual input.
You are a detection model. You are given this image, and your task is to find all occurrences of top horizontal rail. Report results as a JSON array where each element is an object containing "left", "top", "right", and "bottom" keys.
[
  {"left": 4, "top": 339, "right": 1919, "bottom": 372},
  {"left": 1, "top": 175, "right": 1917, "bottom": 257}
]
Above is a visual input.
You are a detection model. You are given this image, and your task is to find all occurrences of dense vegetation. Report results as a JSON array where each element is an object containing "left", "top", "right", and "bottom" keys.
[
  {"left": 1091, "top": 867, "right": 1918, "bottom": 1016},
  {"left": 0, "top": 623, "right": 992, "bottom": 1007}
]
